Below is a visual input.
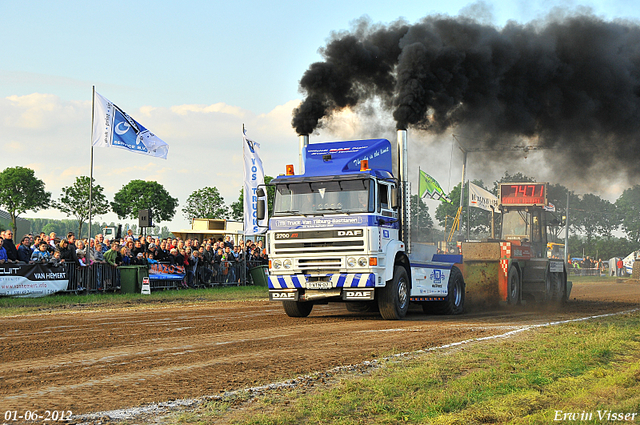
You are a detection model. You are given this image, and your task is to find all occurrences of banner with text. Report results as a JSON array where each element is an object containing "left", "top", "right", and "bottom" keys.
[
  {"left": 469, "top": 182, "right": 500, "bottom": 212},
  {"left": 243, "top": 130, "right": 268, "bottom": 235},
  {"left": 0, "top": 264, "right": 68, "bottom": 297}
]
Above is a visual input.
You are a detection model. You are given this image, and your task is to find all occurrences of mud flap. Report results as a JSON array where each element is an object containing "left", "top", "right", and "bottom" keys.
[{"left": 269, "top": 290, "right": 299, "bottom": 301}]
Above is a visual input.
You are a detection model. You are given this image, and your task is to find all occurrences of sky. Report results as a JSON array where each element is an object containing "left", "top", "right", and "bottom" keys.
[{"left": 1, "top": 0, "right": 639, "bottom": 235}]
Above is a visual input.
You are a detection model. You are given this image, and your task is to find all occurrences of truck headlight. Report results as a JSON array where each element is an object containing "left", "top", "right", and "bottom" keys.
[
  {"left": 358, "top": 257, "right": 368, "bottom": 267},
  {"left": 283, "top": 259, "right": 292, "bottom": 269},
  {"left": 347, "top": 257, "right": 356, "bottom": 268},
  {"left": 273, "top": 260, "right": 283, "bottom": 270}
]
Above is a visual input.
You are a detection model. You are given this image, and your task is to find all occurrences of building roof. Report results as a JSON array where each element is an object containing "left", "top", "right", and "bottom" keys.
[{"left": 0, "top": 209, "right": 29, "bottom": 222}]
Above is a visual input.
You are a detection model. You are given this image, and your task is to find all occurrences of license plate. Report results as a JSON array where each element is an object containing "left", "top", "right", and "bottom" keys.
[{"left": 307, "top": 281, "right": 332, "bottom": 289}]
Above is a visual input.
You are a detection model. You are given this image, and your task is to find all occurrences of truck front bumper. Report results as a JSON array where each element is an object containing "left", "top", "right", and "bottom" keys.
[
  {"left": 268, "top": 273, "right": 375, "bottom": 289},
  {"left": 268, "top": 273, "right": 376, "bottom": 302}
]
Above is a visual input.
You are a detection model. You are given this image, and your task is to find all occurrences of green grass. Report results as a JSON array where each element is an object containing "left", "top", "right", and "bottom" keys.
[
  {"left": 176, "top": 311, "right": 640, "bottom": 425},
  {"left": 0, "top": 285, "right": 269, "bottom": 316}
]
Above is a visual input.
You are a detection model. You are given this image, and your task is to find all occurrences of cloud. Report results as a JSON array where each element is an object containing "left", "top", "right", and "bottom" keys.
[
  {"left": 4, "top": 92, "right": 627, "bottom": 234},
  {"left": 3, "top": 93, "right": 86, "bottom": 129},
  {"left": 0, "top": 93, "right": 302, "bottom": 230},
  {"left": 170, "top": 103, "right": 245, "bottom": 118}
]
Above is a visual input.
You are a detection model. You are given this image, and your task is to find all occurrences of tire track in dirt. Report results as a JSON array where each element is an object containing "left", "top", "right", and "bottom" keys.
[{"left": 0, "top": 281, "right": 638, "bottom": 415}]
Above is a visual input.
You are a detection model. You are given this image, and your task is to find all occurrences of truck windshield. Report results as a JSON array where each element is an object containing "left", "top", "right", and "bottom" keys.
[{"left": 273, "top": 179, "right": 372, "bottom": 216}]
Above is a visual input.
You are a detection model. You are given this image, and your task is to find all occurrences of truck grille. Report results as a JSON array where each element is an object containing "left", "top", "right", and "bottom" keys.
[
  {"left": 274, "top": 240, "right": 364, "bottom": 254},
  {"left": 298, "top": 257, "right": 342, "bottom": 273},
  {"left": 271, "top": 228, "right": 366, "bottom": 273}
]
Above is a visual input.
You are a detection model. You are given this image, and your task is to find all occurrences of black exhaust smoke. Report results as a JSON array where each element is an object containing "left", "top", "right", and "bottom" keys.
[{"left": 292, "top": 13, "right": 640, "bottom": 178}]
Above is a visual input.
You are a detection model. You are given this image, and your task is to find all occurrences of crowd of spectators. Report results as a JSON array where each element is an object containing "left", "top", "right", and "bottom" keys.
[{"left": 0, "top": 228, "right": 269, "bottom": 287}]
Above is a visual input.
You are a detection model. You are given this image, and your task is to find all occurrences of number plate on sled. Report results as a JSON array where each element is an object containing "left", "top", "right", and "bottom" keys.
[{"left": 307, "top": 281, "right": 332, "bottom": 289}]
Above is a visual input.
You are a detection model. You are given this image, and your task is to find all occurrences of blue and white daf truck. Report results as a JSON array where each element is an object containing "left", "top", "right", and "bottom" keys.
[{"left": 257, "top": 129, "right": 465, "bottom": 320}]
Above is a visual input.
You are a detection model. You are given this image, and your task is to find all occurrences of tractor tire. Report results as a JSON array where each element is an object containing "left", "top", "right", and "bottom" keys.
[
  {"left": 430, "top": 267, "right": 465, "bottom": 315},
  {"left": 282, "top": 301, "right": 313, "bottom": 317},
  {"left": 543, "top": 267, "right": 553, "bottom": 303},
  {"left": 507, "top": 266, "right": 521, "bottom": 305},
  {"left": 378, "top": 265, "right": 410, "bottom": 320},
  {"left": 552, "top": 272, "right": 566, "bottom": 304}
]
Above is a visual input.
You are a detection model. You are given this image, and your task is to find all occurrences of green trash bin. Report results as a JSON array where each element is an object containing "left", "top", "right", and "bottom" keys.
[
  {"left": 119, "top": 266, "right": 150, "bottom": 294},
  {"left": 249, "top": 265, "right": 269, "bottom": 287},
  {"left": 119, "top": 266, "right": 138, "bottom": 294}
]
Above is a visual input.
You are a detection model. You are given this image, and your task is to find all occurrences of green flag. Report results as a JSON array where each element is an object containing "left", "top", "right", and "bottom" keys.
[{"left": 419, "top": 169, "right": 452, "bottom": 203}]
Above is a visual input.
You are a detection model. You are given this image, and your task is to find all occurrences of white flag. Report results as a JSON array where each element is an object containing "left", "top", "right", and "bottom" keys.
[
  {"left": 243, "top": 130, "right": 268, "bottom": 235},
  {"left": 92, "top": 92, "right": 169, "bottom": 159},
  {"left": 469, "top": 182, "right": 500, "bottom": 212}
]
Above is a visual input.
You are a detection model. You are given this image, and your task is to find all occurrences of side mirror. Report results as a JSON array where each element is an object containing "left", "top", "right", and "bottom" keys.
[
  {"left": 390, "top": 187, "right": 399, "bottom": 209},
  {"left": 257, "top": 200, "right": 266, "bottom": 220},
  {"left": 256, "top": 188, "right": 265, "bottom": 198}
]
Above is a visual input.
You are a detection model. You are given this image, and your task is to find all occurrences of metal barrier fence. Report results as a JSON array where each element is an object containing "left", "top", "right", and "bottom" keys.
[
  {"left": 191, "top": 259, "right": 266, "bottom": 287},
  {"left": 567, "top": 267, "right": 602, "bottom": 276},
  {"left": 64, "top": 262, "right": 121, "bottom": 292},
  {"left": 62, "top": 259, "right": 268, "bottom": 293}
]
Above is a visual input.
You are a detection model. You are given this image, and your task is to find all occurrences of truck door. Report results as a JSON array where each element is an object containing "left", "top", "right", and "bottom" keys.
[
  {"left": 377, "top": 182, "right": 394, "bottom": 217},
  {"left": 531, "top": 208, "right": 547, "bottom": 258}
]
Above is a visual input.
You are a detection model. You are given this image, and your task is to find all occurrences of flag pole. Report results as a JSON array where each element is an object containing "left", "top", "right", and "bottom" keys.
[
  {"left": 242, "top": 124, "right": 246, "bottom": 241},
  {"left": 88, "top": 86, "right": 95, "bottom": 253}
]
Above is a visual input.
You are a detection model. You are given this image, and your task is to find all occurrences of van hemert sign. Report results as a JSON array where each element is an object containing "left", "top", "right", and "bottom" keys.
[{"left": 0, "top": 264, "right": 68, "bottom": 297}]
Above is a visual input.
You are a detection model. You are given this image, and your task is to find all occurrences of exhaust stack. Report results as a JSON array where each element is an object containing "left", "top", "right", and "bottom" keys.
[
  {"left": 298, "top": 134, "right": 309, "bottom": 175},
  {"left": 397, "top": 129, "right": 410, "bottom": 252}
]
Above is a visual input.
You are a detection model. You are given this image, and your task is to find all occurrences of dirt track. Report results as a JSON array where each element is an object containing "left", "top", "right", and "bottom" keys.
[{"left": 0, "top": 280, "right": 638, "bottom": 418}]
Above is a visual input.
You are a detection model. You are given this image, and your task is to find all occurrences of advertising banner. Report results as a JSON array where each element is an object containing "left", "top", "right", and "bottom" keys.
[
  {"left": 0, "top": 264, "right": 68, "bottom": 297},
  {"left": 148, "top": 263, "right": 186, "bottom": 280},
  {"left": 469, "top": 182, "right": 500, "bottom": 212},
  {"left": 243, "top": 130, "right": 268, "bottom": 235}
]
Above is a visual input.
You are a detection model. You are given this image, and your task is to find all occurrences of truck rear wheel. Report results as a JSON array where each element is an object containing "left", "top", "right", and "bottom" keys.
[
  {"left": 378, "top": 265, "right": 409, "bottom": 320},
  {"left": 507, "top": 266, "right": 520, "bottom": 305},
  {"left": 428, "top": 267, "right": 465, "bottom": 315},
  {"left": 282, "top": 301, "right": 313, "bottom": 317}
]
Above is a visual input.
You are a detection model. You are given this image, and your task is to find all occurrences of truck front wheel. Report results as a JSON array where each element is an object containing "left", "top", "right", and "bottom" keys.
[
  {"left": 378, "top": 265, "right": 409, "bottom": 320},
  {"left": 282, "top": 301, "right": 313, "bottom": 317}
]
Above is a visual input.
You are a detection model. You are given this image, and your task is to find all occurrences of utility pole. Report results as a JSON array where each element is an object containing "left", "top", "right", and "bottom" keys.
[{"left": 564, "top": 192, "right": 570, "bottom": 266}]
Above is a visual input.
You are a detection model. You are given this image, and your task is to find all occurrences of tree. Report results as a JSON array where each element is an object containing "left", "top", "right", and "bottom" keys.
[
  {"left": 229, "top": 188, "right": 243, "bottom": 221},
  {"left": 29, "top": 218, "right": 78, "bottom": 238},
  {"left": 546, "top": 183, "right": 581, "bottom": 240},
  {"left": 435, "top": 180, "right": 492, "bottom": 238},
  {"left": 616, "top": 185, "right": 640, "bottom": 243},
  {"left": 182, "top": 187, "right": 229, "bottom": 221},
  {"left": 55, "top": 176, "right": 110, "bottom": 238},
  {"left": 0, "top": 166, "right": 51, "bottom": 234},
  {"left": 409, "top": 195, "right": 433, "bottom": 242},
  {"left": 491, "top": 171, "right": 535, "bottom": 193},
  {"left": 231, "top": 176, "right": 276, "bottom": 222},
  {"left": 573, "top": 193, "right": 619, "bottom": 244},
  {"left": 111, "top": 180, "right": 178, "bottom": 224}
]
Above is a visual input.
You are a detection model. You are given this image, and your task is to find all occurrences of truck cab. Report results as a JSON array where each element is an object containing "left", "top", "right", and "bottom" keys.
[{"left": 264, "top": 133, "right": 465, "bottom": 319}]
